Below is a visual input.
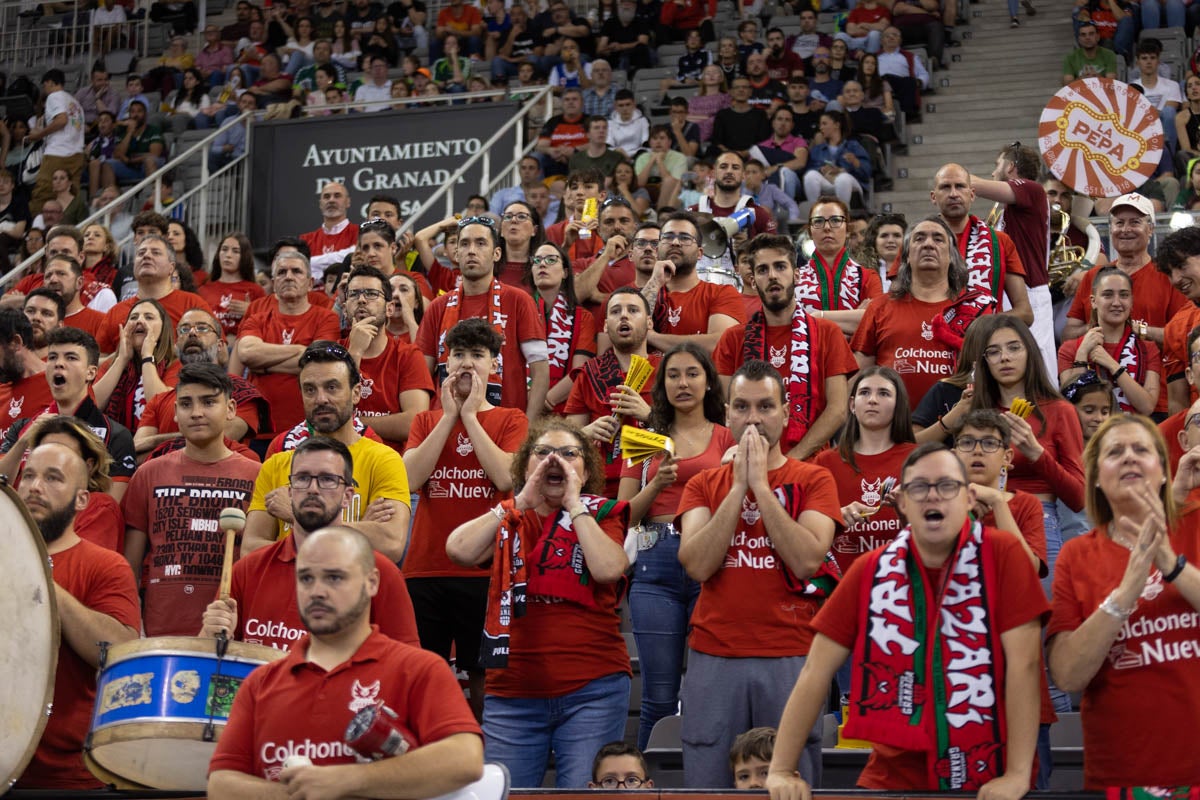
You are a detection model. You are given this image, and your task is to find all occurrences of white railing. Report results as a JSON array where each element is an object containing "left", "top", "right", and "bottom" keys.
[{"left": 0, "top": 3, "right": 152, "bottom": 74}]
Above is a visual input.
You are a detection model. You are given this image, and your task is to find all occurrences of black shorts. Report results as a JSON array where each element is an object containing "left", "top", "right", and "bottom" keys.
[{"left": 405, "top": 576, "right": 490, "bottom": 672}]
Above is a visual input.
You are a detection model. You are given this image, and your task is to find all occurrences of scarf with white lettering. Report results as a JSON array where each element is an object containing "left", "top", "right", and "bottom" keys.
[
  {"left": 844, "top": 520, "right": 1005, "bottom": 791},
  {"left": 105, "top": 358, "right": 171, "bottom": 431},
  {"left": 539, "top": 292, "right": 576, "bottom": 387},
  {"left": 932, "top": 289, "right": 998, "bottom": 352},
  {"left": 1097, "top": 325, "right": 1146, "bottom": 414},
  {"left": 280, "top": 417, "right": 371, "bottom": 451},
  {"left": 796, "top": 249, "right": 863, "bottom": 311},
  {"left": 480, "top": 494, "right": 629, "bottom": 668},
  {"left": 742, "top": 305, "right": 821, "bottom": 452},
  {"left": 958, "top": 216, "right": 1002, "bottom": 302},
  {"left": 436, "top": 278, "right": 506, "bottom": 405}
]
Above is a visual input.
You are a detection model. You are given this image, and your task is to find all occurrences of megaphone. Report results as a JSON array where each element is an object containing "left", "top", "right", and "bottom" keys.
[{"left": 697, "top": 217, "right": 741, "bottom": 259}]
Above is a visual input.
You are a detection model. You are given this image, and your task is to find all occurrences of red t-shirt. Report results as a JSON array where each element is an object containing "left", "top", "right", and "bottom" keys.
[
  {"left": 436, "top": 3, "right": 482, "bottom": 32},
  {"left": 244, "top": 291, "right": 334, "bottom": 323},
  {"left": 95, "top": 290, "right": 214, "bottom": 354},
  {"left": 713, "top": 314, "right": 858, "bottom": 428},
  {"left": 619, "top": 425, "right": 735, "bottom": 519},
  {"left": 677, "top": 459, "right": 842, "bottom": 657},
  {"left": 404, "top": 406, "right": 529, "bottom": 578},
  {"left": 209, "top": 629, "right": 481, "bottom": 781},
  {"left": 77, "top": 492, "right": 125, "bottom": 553},
  {"left": 94, "top": 358, "right": 182, "bottom": 432},
  {"left": 659, "top": 279, "right": 747, "bottom": 336},
  {"left": 538, "top": 115, "right": 587, "bottom": 151},
  {"left": 300, "top": 222, "right": 359, "bottom": 265},
  {"left": 850, "top": 294, "right": 958, "bottom": 409},
  {"left": 1067, "top": 262, "right": 1188, "bottom": 331},
  {"left": 544, "top": 220, "right": 603, "bottom": 265},
  {"left": 348, "top": 336, "right": 435, "bottom": 451},
  {"left": 494, "top": 259, "right": 529, "bottom": 288},
  {"left": 1002, "top": 398, "right": 1085, "bottom": 511},
  {"left": 64, "top": 307, "right": 106, "bottom": 340},
  {"left": 813, "top": 444, "right": 915, "bottom": 574},
  {"left": 1162, "top": 302, "right": 1200, "bottom": 389},
  {"left": 584, "top": 256, "right": 638, "bottom": 330},
  {"left": 1047, "top": 522, "right": 1200, "bottom": 788},
  {"left": 140, "top": 384, "right": 264, "bottom": 440},
  {"left": 485, "top": 509, "right": 632, "bottom": 698},
  {"left": 415, "top": 285, "right": 545, "bottom": 413},
  {"left": 1058, "top": 335, "right": 1165, "bottom": 413},
  {"left": 0, "top": 372, "right": 52, "bottom": 440},
  {"left": 120, "top": 449, "right": 260, "bottom": 636},
  {"left": 240, "top": 304, "right": 342, "bottom": 432},
  {"left": 232, "top": 535, "right": 419, "bottom": 650},
  {"left": 689, "top": 198, "right": 777, "bottom": 236},
  {"left": 198, "top": 279, "right": 267, "bottom": 338},
  {"left": 1161, "top": 409, "right": 1187, "bottom": 470},
  {"left": 17, "top": 539, "right": 139, "bottom": 790},
  {"left": 848, "top": 3, "right": 891, "bottom": 26},
  {"left": 815, "top": 527, "right": 1047, "bottom": 789},
  {"left": 998, "top": 178, "right": 1050, "bottom": 287}
]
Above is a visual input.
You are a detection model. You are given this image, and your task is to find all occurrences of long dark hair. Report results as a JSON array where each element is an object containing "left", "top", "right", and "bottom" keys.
[
  {"left": 178, "top": 67, "right": 208, "bottom": 107},
  {"left": 889, "top": 215, "right": 969, "bottom": 299},
  {"left": 858, "top": 53, "right": 885, "bottom": 101},
  {"left": 837, "top": 365, "right": 914, "bottom": 473},
  {"left": 171, "top": 220, "right": 205, "bottom": 275},
  {"left": 210, "top": 232, "right": 255, "bottom": 282},
  {"left": 526, "top": 241, "right": 578, "bottom": 309},
  {"left": 970, "top": 314, "right": 1062, "bottom": 422},
  {"left": 500, "top": 200, "right": 543, "bottom": 262},
  {"left": 648, "top": 343, "right": 725, "bottom": 433},
  {"left": 391, "top": 271, "right": 425, "bottom": 328},
  {"left": 942, "top": 317, "right": 991, "bottom": 390}
]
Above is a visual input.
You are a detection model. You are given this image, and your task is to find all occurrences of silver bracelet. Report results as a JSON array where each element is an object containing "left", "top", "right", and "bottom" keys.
[
  {"left": 490, "top": 504, "right": 507, "bottom": 522},
  {"left": 1099, "top": 590, "right": 1135, "bottom": 621}
]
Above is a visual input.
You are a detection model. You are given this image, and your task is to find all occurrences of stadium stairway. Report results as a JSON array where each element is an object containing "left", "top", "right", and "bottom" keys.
[{"left": 875, "top": 0, "right": 1077, "bottom": 219}]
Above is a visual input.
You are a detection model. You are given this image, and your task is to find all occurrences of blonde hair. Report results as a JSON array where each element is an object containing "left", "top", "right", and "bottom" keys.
[{"left": 1083, "top": 414, "right": 1176, "bottom": 527}]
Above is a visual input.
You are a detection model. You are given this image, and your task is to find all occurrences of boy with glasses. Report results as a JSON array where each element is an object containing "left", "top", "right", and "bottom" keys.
[{"left": 588, "top": 742, "right": 653, "bottom": 790}]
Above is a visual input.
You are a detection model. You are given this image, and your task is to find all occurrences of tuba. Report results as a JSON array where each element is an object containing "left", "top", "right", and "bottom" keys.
[{"left": 1048, "top": 203, "right": 1088, "bottom": 295}]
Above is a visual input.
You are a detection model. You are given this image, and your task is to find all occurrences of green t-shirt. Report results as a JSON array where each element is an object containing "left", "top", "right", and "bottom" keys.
[
  {"left": 567, "top": 148, "right": 626, "bottom": 177},
  {"left": 432, "top": 56, "right": 471, "bottom": 85},
  {"left": 121, "top": 124, "right": 165, "bottom": 156},
  {"left": 1063, "top": 46, "right": 1117, "bottom": 80}
]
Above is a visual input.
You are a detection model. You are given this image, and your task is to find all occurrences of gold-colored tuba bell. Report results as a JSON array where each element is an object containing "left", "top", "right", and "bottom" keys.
[{"left": 1048, "top": 203, "right": 1087, "bottom": 292}]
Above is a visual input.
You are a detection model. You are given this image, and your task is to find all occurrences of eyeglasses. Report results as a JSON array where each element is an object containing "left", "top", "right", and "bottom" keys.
[
  {"left": 360, "top": 217, "right": 392, "bottom": 233},
  {"left": 632, "top": 238, "right": 660, "bottom": 249},
  {"left": 660, "top": 232, "right": 698, "bottom": 244},
  {"left": 531, "top": 254, "right": 562, "bottom": 266},
  {"left": 458, "top": 215, "right": 497, "bottom": 229},
  {"left": 298, "top": 341, "right": 355, "bottom": 372},
  {"left": 532, "top": 444, "right": 584, "bottom": 460},
  {"left": 1187, "top": 412, "right": 1200, "bottom": 431},
  {"left": 601, "top": 196, "right": 632, "bottom": 210},
  {"left": 288, "top": 473, "right": 351, "bottom": 490},
  {"left": 983, "top": 341, "right": 1025, "bottom": 361},
  {"left": 598, "top": 777, "right": 646, "bottom": 790},
  {"left": 902, "top": 479, "right": 967, "bottom": 500},
  {"left": 346, "top": 288, "right": 386, "bottom": 301},
  {"left": 809, "top": 215, "right": 847, "bottom": 229},
  {"left": 501, "top": 211, "right": 532, "bottom": 223},
  {"left": 955, "top": 436, "right": 1003, "bottom": 454},
  {"left": 177, "top": 322, "right": 217, "bottom": 337}
]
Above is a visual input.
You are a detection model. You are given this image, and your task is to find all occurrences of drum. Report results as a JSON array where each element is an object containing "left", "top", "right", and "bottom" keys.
[
  {"left": 87, "top": 636, "right": 285, "bottom": 791},
  {"left": 0, "top": 481, "right": 58, "bottom": 794},
  {"left": 697, "top": 265, "right": 742, "bottom": 290}
]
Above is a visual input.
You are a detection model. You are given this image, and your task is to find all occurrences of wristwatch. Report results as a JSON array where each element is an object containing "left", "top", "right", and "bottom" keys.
[{"left": 1133, "top": 319, "right": 1149, "bottom": 338}]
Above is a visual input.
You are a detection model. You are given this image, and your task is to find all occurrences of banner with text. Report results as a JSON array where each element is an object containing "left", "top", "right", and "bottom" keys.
[{"left": 249, "top": 102, "right": 520, "bottom": 245}]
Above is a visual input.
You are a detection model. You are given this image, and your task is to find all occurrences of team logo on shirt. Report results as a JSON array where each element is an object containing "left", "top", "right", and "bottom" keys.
[
  {"left": 920, "top": 321, "right": 934, "bottom": 341},
  {"left": 667, "top": 305, "right": 682, "bottom": 327},
  {"left": 769, "top": 345, "right": 786, "bottom": 369},
  {"left": 221, "top": 293, "right": 233, "bottom": 309},
  {"left": 456, "top": 433, "right": 474, "bottom": 456},
  {"left": 281, "top": 328, "right": 296, "bottom": 345},
  {"left": 740, "top": 497, "right": 760, "bottom": 525},
  {"left": 861, "top": 477, "right": 882, "bottom": 506},
  {"left": 360, "top": 377, "right": 375, "bottom": 399},
  {"left": 348, "top": 679, "right": 381, "bottom": 712},
  {"left": 1142, "top": 569, "right": 1165, "bottom": 601},
  {"left": 7, "top": 396, "right": 22, "bottom": 418}
]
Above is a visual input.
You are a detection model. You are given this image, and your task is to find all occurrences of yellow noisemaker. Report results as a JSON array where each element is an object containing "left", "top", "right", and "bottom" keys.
[
  {"left": 623, "top": 354, "right": 653, "bottom": 393},
  {"left": 621, "top": 426, "right": 675, "bottom": 464},
  {"left": 1010, "top": 398, "right": 1034, "bottom": 420}
]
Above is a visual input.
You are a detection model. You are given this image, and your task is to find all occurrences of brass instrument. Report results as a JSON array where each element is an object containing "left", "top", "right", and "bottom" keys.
[
  {"left": 1048, "top": 203, "right": 1088, "bottom": 294},
  {"left": 986, "top": 201, "right": 1004, "bottom": 228}
]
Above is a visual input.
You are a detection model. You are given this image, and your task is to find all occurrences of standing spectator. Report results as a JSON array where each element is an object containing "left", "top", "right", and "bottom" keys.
[{"left": 29, "top": 70, "right": 85, "bottom": 216}]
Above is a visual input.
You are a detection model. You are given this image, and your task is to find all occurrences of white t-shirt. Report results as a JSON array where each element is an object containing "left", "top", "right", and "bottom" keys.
[
  {"left": 1132, "top": 75, "right": 1182, "bottom": 111},
  {"left": 354, "top": 81, "right": 393, "bottom": 113},
  {"left": 43, "top": 89, "right": 85, "bottom": 158}
]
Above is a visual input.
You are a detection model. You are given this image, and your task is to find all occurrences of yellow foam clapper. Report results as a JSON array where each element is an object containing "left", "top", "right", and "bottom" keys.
[
  {"left": 581, "top": 197, "right": 598, "bottom": 224},
  {"left": 1010, "top": 398, "right": 1034, "bottom": 419},
  {"left": 623, "top": 354, "right": 653, "bottom": 393},
  {"left": 620, "top": 426, "right": 675, "bottom": 463}
]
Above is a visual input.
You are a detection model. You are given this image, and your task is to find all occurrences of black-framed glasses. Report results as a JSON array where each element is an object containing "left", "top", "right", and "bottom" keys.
[
  {"left": 1062, "top": 369, "right": 1103, "bottom": 402},
  {"left": 598, "top": 777, "right": 646, "bottom": 790},
  {"left": 632, "top": 237, "right": 660, "bottom": 249},
  {"left": 346, "top": 288, "right": 386, "bottom": 301},
  {"left": 902, "top": 479, "right": 967, "bottom": 500},
  {"left": 288, "top": 473, "right": 351, "bottom": 490},
  {"left": 177, "top": 323, "right": 217, "bottom": 336},
  {"left": 983, "top": 341, "right": 1025, "bottom": 361},
  {"left": 458, "top": 214, "right": 497, "bottom": 229},
  {"left": 809, "top": 215, "right": 847, "bottom": 229},
  {"left": 532, "top": 444, "right": 584, "bottom": 460},
  {"left": 660, "top": 232, "right": 697, "bottom": 244},
  {"left": 501, "top": 211, "right": 532, "bottom": 222},
  {"left": 955, "top": 436, "right": 1003, "bottom": 454}
]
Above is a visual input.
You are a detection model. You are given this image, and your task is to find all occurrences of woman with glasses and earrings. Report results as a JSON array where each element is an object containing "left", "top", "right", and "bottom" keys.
[
  {"left": 1046, "top": 414, "right": 1200, "bottom": 790},
  {"left": 1058, "top": 266, "right": 1163, "bottom": 418},
  {"left": 497, "top": 201, "right": 543, "bottom": 288},
  {"left": 200, "top": 232, "right": 264, "bottom": 340},
  {"left": 802, "top": 111, "right": 871, "bottom": 206},
  {"left": 800, "top": 196, "right": 882, "bottom": 337},
  {"left": 94, "top": 297, "right": 180, "bottom": 431},
  {"left": 447, "top": 417, "right": 632, "bottom": 789},
  {"left": 617, "top": 343, "right": 732, "bottom": 751},
  {"left": 531, "top": 242, "right": 597, "bottom": 414}
]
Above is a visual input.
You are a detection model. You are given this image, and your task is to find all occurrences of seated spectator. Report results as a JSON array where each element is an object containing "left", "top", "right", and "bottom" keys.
[
  {"left": 838, "top": 0, "right": 890, "bottom": 54},
  {"left": 537, "top": 87, "right": 588, "bottom": 177},
  {"left": 163, "top": 68, "right": 216, "bottom": 133},
  {"left": 749, "top": 105, "right": 808, "bottom": 199},
  {"left": 43, "top": 168, "right": 87, "bottom": 226},
  {"left": 331, "top": 19, "right": 363, "bottom": 69},
  {"left": 1175, "top": 75, "right": 1200, "bottom": 177},
  {"left": 277, "top": 15, "right": 317, "bottom": 75},
  {"left": 363, "top": 16, "right": 400, "bottom": 66},
  {"left": 294, "top": 39, "right": 347, "bottom": 96},
  {"left": 245, "top": 53, "right": 294, "bottom": 108},
  {"left": 1062, "top": 22, "right": 1117, "bottom": 84},
  {"left": 435, "top": 0, "right": 484, "bottom": 58},
  {"left": 743, "top": 158, "right": 799, "bottom": 225},
  {"left": 1130, "top": 38, "right": 1181, "bottom": 171},
  {"left": 196, "top": 24, "right": 235, "bottom": 88},
  {"left": 549, "top": 39, "right": 593, "bottom": 92},
  {"left": 658, "top": 28, "right": 712, "bottom": 99},
  {"left": 301, "top": 63, "right": 343, "bottom": 111},
  {"left": 744, "top": 52, "right": 784, "bottom": 111},
  {"left": 583, "top": 59, "right": 618, "bottom": 117},
  {"left": 856, "top": 54, "right": 896, "bottom": 118},
  {"left": 877, "top": 26, "right": 929, "bottom": 120},
  {"left": 1140, "top": 0, "right": 1184, "bottom": 31},
  {"left": 569, "top": 116, "right": 624, "bottom": 177},
  {"left": 788, "top": 8, "right": 833, "bottom": 61},
  {"left": 735, "top": 19, "right": 764, "bottom": 65},
  {"left": 827, "top": 38, "right": 859, "bottom": 83},
  {"left": 432, "top": 33, "right": 471, "bottom": 93},
  {"left": 535, "top": 0, "right": 593, "bottom": 59},
  {"left": 491, "top": 3, "right": 547, "bottom": 83},
  {"left": 0, "top": 168, "right": 29, "bottom": 269},
  {"left": 889, "top": 0, "right": 947, "bottom": 68},
  {"left": 635, "top": 125, "right": 688, "bottom": 205},
  {"left": 836, "top": 80, "right": 895, "bottom": 144},
  {"left": 483, "top": 0, "right": 512, "bottom": 61},
  {"left": 607, "top": 90, "right": 648, "bottom": 159},
  {"left": 597, "top": 0, "right": 651, "bottom": 72},
  {"left": 355, "top": 53, "right": 394, "bottom": 110},
  {"left": 711, "top": 77, "right": 770, "bottom": 159},
  {"left": 149, "top": 0, "right": 196, "bottom": 35},
  {"left": 588, "top": 742, "right": 653, "bottom": 790},
  {"left": 208, "top": 95, "right": 257, "bottom": 174},
  {"left": 657, "top": 0, "right": 716, "bottom": 45},
  {"left": 714, "top": 36, "right": 741, "bottom": 86},
  {"left": 220, "top": 0, "right": 253, "bottom": 49},
  {"left": 807, "top": 46, "right": 844, "bottom": 104},
  {"left": 117, "top": 75, "right": 150, "bottom": 122},
  {"left": 610, "top": 160, "right": 651, "bottom": 219},
  {"left": 1075, "top": 0, "right": 1135, "bottom": 61},
  {"left": 687, "top": 65, "right": 731, "bottom": 144},
  {"left": 233, "top": 19, "right": 269, "bottom": 76},
  {"left": 764, "top": 27, "right": 804, "bottom": 82},
  {"left": 99, "top": 101, "right": 165, "bottom": 188},
  {"left": 91, "top": 0, "right": 129, "bottom": 53},
  {"left": 731, "top": 727, "right": 775, "bottom": 790},
  {"left": 803, "top": 111, "right": 871, "bottom": 205},
  {"left": 31, "top": 200, "right": 64, "bottom": 235}
]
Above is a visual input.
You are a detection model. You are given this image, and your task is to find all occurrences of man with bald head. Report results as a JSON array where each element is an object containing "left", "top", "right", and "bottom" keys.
[
  {"left": 209, "top": 524, "right": 482, "bottom": 798},
  {"left": 301, "top": 181, "right": 360, "bottom": 280},
  {"left": 16, "top": 440, "right": 140, "bottom": 790},
  {"left": 930, "top": 163, "right": 1034, "bottom": 326}
]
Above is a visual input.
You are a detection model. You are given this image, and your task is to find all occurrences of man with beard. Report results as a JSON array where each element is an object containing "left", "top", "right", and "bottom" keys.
[
  {"left": 403, "top": 319, "right": 529, "bottom": 716},
  {"left": 133, "top": 308, "right": 271, "bottom": 456},
  {"left": 23, "top": 288, "right": 64, "bottom": 360},
  {"left": 416, "top": 218, "right": 548, "bottom": 418},
  {"left": 713, "top": 234, "right": 858, "bottom": 461},
  {"left": 237, "top": 249, "right": 342, "bottom": 433},
  {"left": 566, "top": 287, "right": 656, "bottom": 497},
  {"left": 300, "top": 181, "right": 359, "bottom": 280},
  {"left": 711, "top": 78, "right": 771, "bottom": 160},
  {"left": 744, "top": 52, "right": 786, "bottom": 112},
  {"left": 209, "top": 525, "right": 483, "bottom": 798},
  {"left": 676, "top": 359, "right": 840, "bottom": 788},
  {"left": 201, "top": 436, "right": 419, "bottom": 651},
  {"left": 120, "top": 363, "right": 260, "bottom": 636},
  {"left": 789, "top": 8, "right": 834, "bottom": 61},
  {"left": 690, "top": 152, "right": 777, "bottom": 238},
  {"left": 0, "top": 308, "right": 53, "bottom": 439},
  {"left": 343, "top": 265, "right": 433, "bottom": 450},
  {"left": 797, "top": 197, "right": 882, "bottom": 338},
  {"left": 807, "top": 46, "right": 844, "bottom": 104},
  {"left": 930, "top": 163, "right": 1033, "bottom": 326},
  {"left": 3, "top": 225, "right": 114, "bottom": 315},
  {"left": 646, "top": 212, "right": 745, "bottom": 355},
  {"left": 0, "top": 327, "right": 137, "bottom": 500},
  {"left": 15, "top": 442, "right": 139, "bottom": 790},
  {"left": 574, "top": 196, "right": 639, "bottom": 325},
  {"left": 242, "top": 340, "right": 410, "bottom": 560},
  {"left": 765, "top": 27, "right": 805, "bottom": 82},
  {"left": 40, "top": 253, "right": 106, "bottom": 338}
]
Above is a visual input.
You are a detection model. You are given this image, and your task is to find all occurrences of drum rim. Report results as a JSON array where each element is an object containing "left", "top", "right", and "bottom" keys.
[
  {"left": 102, "top": 636, "right": 287, "bottom": 664},
  {"left": 88, "top": 723, "right": 224, "bottom": 791},
  {"left": 0, "top": 480, "right": 60, "bottom": 788}
]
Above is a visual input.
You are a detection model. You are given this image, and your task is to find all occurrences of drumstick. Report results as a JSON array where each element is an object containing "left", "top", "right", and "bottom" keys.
[{"left": 217, "top": 508, "right": 247, "bottom": 601}]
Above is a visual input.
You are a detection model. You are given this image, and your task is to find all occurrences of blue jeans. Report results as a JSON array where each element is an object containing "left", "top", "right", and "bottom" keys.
[
  {"left": 1040, "top": 499, "right": 1072, "bottom": 720},
  {"left": 628, "top": 523, "right": 699, "bottom": 750},
  {"left": 1142, "top": 0, "right": 1186, "bottom": 29},
  {"left": 483, "top": 672, "right": 631, "bottom": 788},
  {"left": 834, "top": 30, "right": 882, "bottom": 53}
]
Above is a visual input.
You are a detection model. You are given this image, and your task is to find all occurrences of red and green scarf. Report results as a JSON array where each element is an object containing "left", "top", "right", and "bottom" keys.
[
  {"left": 742, "top": 304, "right": 821, "bottom": 452},
  {"left": 932, "top": 289, "right": 998, "bottom": 351},
  {"left": 958, "top": 216, "right": 1003, "bottom": 303},
  {"left": 539, "top": 292, "right": 577, "bottom": 387},
  {"left": 773, "top": 482, "right": 842, "bottom": 598},
  {"left": 844, "top": 520, "right": 1006, "bottom": 791},
  {"left": 480, "top": 494, "right": 629, "bottom": 668},
  {"left": 796, "top": 248, "right": 864, "bottom": 311}
]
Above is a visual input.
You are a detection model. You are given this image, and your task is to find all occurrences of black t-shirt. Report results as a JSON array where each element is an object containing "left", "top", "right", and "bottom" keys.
[
  {"left": 0, "top": 193, "right": 30, "bottom": 229},
  {"left": 506, "top": 22, "right": 543, "bottom": 58},
  {"left": 911, "top": 379, "right": 964, "bottom": 433},
  {"left": 748, "top": 79, "right": 785, "bottom": 110},
  {"left": 599, "top": 16, "right": 643, "bottom": 46},
  {"left": 791, "top": 106, "right": 822, "bottom": 142},
  {"left": 848, "top": 107, "right": 892, "bottom": 143},
  {"left": 712, "top": 105, "right": 770, "bottom": 152},
  {"left": 2, "top": 397, "right": 137, "bottom": 479}
]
